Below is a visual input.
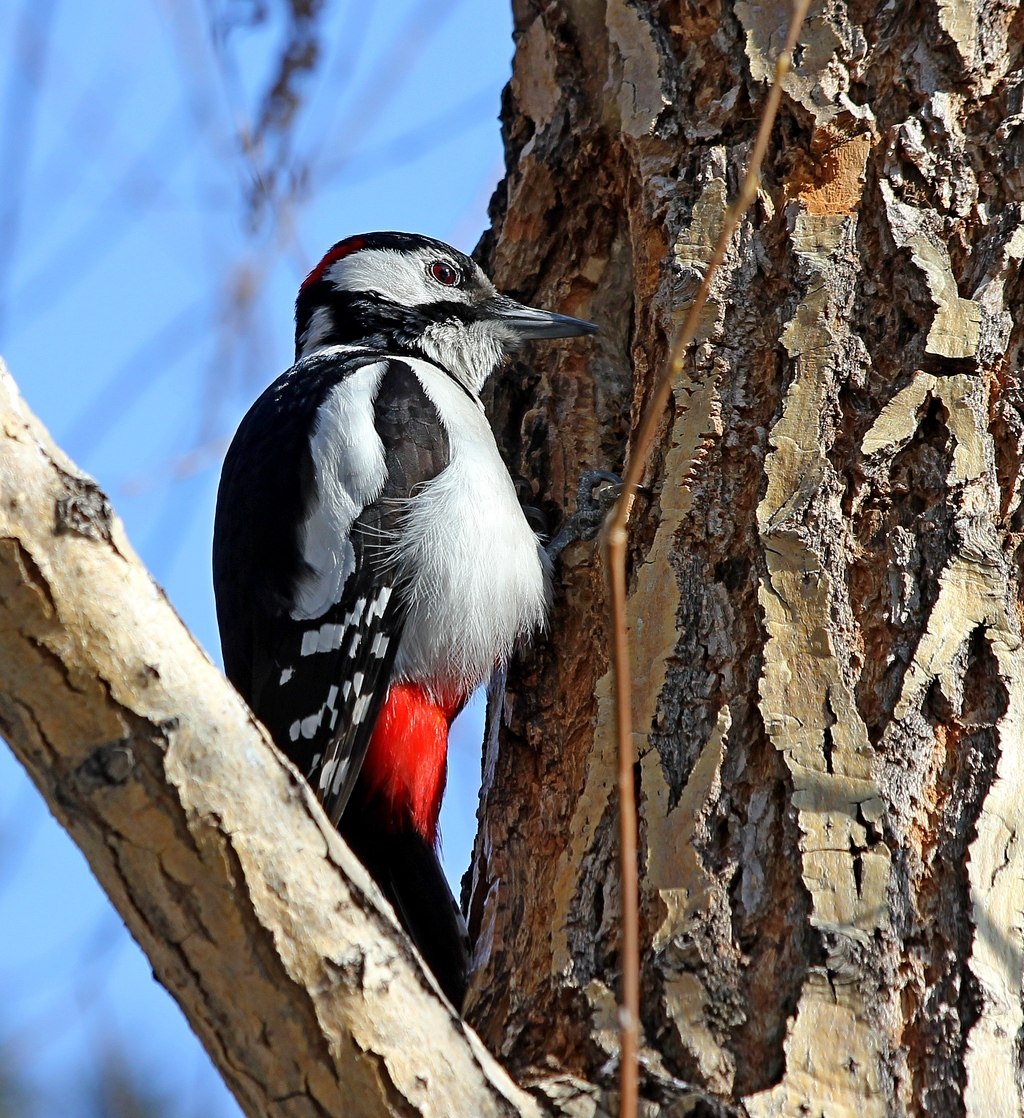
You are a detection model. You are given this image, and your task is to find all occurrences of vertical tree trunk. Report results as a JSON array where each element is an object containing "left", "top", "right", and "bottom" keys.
[{"left": 470, "top": 2, "right": 1024, "bottom": 1114}]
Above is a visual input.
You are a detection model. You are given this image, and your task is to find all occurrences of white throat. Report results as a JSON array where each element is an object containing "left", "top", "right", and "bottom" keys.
[{"left": 419, "top": 320, "right": 511, "bottom": 395}]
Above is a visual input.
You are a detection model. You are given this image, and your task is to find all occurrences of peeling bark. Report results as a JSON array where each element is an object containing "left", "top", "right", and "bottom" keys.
[{"left": 470, "top": 2, "right": 1024, "bottom": 1116}]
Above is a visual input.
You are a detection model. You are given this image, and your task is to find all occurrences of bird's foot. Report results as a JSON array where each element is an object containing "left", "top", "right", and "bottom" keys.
[{"left": 546, "top": 469, "right": 623, "bottom": 561}]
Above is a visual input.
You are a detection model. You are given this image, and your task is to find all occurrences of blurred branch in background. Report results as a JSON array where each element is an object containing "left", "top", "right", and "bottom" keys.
[
  {"left": 0, "top": 1, "right": 512, "bottom": 1114},
  {"left": 0, "top": 0, "right": 59, "bottom": 340}
]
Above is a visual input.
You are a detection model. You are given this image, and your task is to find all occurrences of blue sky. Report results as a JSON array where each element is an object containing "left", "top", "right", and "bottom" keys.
[{"left": 0, "top": 3, "right": 514, "bottom": 1113}]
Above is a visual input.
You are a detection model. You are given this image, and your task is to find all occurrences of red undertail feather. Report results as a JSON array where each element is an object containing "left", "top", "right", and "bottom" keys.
[{"left": 360, "top": 683, "right": 465, "bottom": 845}]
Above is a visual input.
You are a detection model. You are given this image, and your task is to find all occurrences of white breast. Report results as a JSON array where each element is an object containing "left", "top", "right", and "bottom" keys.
[{"left": 392, "top": 358, "right": 551, "bottom": 694}]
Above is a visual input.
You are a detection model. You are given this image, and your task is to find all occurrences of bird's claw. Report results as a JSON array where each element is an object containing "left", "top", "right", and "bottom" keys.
[{"left": 546, "top": 469, "right": 624, "bottom": 561}]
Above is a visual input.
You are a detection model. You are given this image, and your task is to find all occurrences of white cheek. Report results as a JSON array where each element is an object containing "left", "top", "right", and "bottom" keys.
[{"left": 327, "top": 247, "right": 458, "bottom": 307}]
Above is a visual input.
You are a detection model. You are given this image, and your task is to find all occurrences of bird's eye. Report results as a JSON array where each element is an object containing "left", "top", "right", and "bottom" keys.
[{"left": 429, "top": 260, "right": 461, "bottom": 286}]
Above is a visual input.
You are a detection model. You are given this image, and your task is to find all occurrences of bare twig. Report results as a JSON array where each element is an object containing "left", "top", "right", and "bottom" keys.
[
  {"left": 0, "top": 0, "right": 59, "bottom": 339},
  {"left": 600, "top": 4, "right": 811, "bottom": 1116}
]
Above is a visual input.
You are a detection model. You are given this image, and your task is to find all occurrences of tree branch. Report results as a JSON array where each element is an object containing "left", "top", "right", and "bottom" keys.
[{"left": 0, "top": 361, "right": 544, "bottom": 1118}]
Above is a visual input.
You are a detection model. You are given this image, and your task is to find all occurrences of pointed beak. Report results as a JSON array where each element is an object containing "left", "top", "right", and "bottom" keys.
[{"left": 487, "top": 296, "right": 598, "bottom": 341}]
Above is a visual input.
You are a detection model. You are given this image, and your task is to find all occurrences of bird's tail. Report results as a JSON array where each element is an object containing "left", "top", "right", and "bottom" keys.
[{"left": 341, "top": 813, "right": 469, "bottom": 1009}]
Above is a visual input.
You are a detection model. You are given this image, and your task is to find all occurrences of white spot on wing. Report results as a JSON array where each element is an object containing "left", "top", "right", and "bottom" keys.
[
  {"left": 352, "top": 694, "right": 371, "bottom": 724},
  {"left": 330, "top": 757, "right": 349, "bottom": 796},
  {"left": 319, "top": 757, "right": 337, "bottom": 792},
  {"left": 317, "top": 622, "right": 344, "bottom": 652},
  {"left": 280, "top": 667, "right": 294, "bottom": 685},
  {"left": 371, "top": 633, "right": 389, "bottom": 658},
  {"left": 368, "top": 586, "right": 393, "bottom": 620},
  {"left": 299, "top": 621, "right": 350, "bottom": 657},
  {"left": 289, "top": 720, "right": 301, "bottom": 742}
]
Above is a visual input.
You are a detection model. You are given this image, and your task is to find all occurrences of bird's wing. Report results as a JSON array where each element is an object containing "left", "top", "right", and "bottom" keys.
[{"left": 213, "top": 353, "right": 450, "bottom": 824}]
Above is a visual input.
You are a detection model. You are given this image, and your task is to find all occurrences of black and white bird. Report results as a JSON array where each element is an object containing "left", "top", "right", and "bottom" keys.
[{"left": 212, "top": 231, "right": 595, "bottom": 1006}]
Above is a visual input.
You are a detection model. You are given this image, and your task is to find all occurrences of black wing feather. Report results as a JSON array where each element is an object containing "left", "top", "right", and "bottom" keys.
[{"left": 213, "top": 353, "right": 450, "bottom": 823}]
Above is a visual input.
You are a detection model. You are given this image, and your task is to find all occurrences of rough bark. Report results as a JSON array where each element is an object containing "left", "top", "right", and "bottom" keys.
[
  {"left": 470, "top": 2, "right": 1024, "bottom": 1116},
  {"left": 0, "top": 364, "right": 544, "bottom": 1118}
]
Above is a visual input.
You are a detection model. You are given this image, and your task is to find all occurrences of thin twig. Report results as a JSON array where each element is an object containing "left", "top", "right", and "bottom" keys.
[{"left": 601, "top": 4, "right": 811, "bottom": 1116}]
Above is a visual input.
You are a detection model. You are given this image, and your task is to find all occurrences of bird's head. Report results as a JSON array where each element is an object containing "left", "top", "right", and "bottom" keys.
[{"left": 294, "top": 232, "right": 596, "bottom": 393}]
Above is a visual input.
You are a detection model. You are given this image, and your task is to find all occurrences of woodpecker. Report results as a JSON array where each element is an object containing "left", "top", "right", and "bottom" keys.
[{"left": 212, "top": 231, "right": 595, "bottom": 1007}]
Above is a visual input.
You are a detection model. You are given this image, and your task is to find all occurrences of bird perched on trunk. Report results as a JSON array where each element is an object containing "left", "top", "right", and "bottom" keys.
[{"left": 213, "top": 231, "right": 595, "bottom": 1007}]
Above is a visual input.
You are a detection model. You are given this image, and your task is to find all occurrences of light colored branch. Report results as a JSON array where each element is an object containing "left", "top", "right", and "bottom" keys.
[{"left": 0, "top": 361, "right": 545, "bottom": 1118}]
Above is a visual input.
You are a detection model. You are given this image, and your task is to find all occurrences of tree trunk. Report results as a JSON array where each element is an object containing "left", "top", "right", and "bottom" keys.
[{"left": 470, "top": 1, "right": 1024, "bottom": 1115}]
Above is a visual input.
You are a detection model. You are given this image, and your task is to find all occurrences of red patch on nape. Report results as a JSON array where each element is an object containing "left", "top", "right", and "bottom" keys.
[
  {"left": 300, "top": 235, "right": 367, "bottom": 291},
  {"left": 360, "top": 683, "right": 466, "bottom": 846}
]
